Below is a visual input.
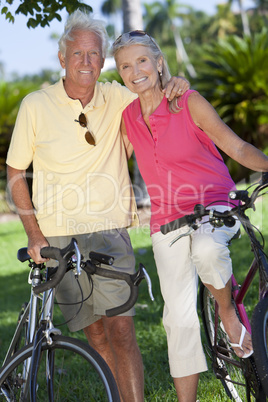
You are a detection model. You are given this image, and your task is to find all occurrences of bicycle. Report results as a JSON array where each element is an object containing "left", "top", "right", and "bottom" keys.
[
  {"left": 0, "top": 238, "right": 154, "bottom": 401},
  {"left": 160, "top": 174, "right": 268, "bottom": 401}
]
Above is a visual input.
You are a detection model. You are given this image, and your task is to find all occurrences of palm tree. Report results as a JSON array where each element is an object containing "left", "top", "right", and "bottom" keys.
[
  {"left": 253, "top": 0, "right": 268, "bottom": 14},
  {"left": 143, "top": 0, "right": 196, "bottom": 78},
  {"left": 101, "top": 0, "right": 143, "bottom": 33},
  {"left": 121, "top": 0, "right": 149, "bottom": 206},
  {"left": 208, "top": 2, "right": 237, "bottom": 39},
  {"left": 250, "top": 0, "right": 268, "bottom": 29},
  {"left": 101, "top": 0, "right": 149, "bottom": 206},
  {"left": 122, "top": 0, "right": 143, "bottom": 31},
  {"left": 228, "top": 0, "right": 251, "bottom": 35},
  {"left": 195, "top": 28, "right": 268, "bottom": 181},
  {"left": 101, "top": 0, "right": 122, "bottom": 37}
]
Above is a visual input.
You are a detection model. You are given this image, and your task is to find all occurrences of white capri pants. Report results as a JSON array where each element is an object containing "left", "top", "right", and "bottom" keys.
[{"left": 151, "top": 206, "right": 241, "bottom": 378}]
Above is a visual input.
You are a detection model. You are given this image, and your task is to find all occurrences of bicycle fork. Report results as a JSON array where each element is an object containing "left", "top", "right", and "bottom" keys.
[{"left": 30, "top": 287, "right": 61, "bottom": 402}]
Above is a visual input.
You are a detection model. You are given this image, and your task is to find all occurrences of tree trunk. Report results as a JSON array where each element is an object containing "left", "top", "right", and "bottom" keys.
[
  {"left": 173, "top": 28, "right": 197, "bottom": 78},
  {"left": 122, "top": 0, "right": 150, "bottom": 207},
  {"left": 238, "top": 0, "right": 251, "bottom": 36},
  {"left": 122, "top": 0, "right": 143, "bottom": 31}
]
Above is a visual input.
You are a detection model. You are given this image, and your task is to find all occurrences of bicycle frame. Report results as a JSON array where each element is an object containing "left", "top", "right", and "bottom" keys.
[
  {"left": 2, "top": 273, "right": 41, "bottom": 366},
  {"left": 232, "top": 208, "right": 268, "bottom": 334},
  {"left": 162, "top": 178, "right": 268, "bottom": 400},
  {"left": 211, "top": 205, "right": 268, "bottom": 373},
  {"left": 2, "top": 303, "right": 30, "bottom": 366}
]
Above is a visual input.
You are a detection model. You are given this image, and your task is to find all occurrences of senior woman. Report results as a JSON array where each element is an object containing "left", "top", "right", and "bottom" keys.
[{"left": 112, "top": 31, "right": 268, "bottom": 401}]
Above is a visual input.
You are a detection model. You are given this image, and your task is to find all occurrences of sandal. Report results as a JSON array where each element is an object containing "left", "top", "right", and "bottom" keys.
[{"left": 220, "top": 322, "right": 253, "bottom": 358}]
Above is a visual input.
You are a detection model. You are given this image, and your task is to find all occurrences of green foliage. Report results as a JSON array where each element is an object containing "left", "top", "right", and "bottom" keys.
[
  {"left": 99, "top": 69, "right": 123, "bottom": 85},
  {"left": 143, "top": 0, "right": 193, "bottom": 76},
  {"left": 0, "top": 197, "right": 267, "bottom": 400},
  {"left": 0, "top": 0, "right": 92, "bottom": 28},
  {"left": 0, "top": 80, "right": 41, "bottom": 174},
  {"left": 0, "top": 72, "right": 60, "bottom": 177},
  {"left": 195, "top": 28, "right": 268, "bottom": 181},
  {"left": 101, "top": 0, "right": 121, "bottom": 15}
]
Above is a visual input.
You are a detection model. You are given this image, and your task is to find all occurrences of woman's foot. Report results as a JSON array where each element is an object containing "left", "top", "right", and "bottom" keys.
[{"left": 219, "top": 308, "right": 253, "bottom": 358}]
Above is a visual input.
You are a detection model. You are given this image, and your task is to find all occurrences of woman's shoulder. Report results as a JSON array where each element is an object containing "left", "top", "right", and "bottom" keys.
[{"left": 123, "top": 97, "right": 140, "bottom": 115}]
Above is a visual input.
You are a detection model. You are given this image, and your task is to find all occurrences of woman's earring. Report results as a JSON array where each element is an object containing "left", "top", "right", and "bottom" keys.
[{"left": 158, "top": 70, "right": 163, "bottom": 77}]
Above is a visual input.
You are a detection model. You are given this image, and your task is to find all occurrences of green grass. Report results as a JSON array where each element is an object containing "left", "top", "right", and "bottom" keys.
[{"left": 0, "top": 197, "right": 267, "bottom": 400}]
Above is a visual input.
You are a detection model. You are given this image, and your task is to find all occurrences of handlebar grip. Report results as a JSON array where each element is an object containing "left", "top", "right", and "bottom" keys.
[
  {"left": 33, "top": 247, "right": 66, "bottom": 294},
  {"left": 83, "top": 262, "right": 140, "bottom": 317},
  {"left": 106, "top": 266, "right": 149, "bottom": 316},
  {"left": 33, "top": 238, "right": 78, "bottom": 294},
  {"left": 229, "top": 190, "right": 249, "bottom": 202},
  {"left": 106, "top": 286, "right": 138, "bottom": 317},
  {"left": 89, "top": 251, "right": 114, "bottom": 266},
  {"left": 160, "top": 215, "right": 189, "bottom": 234},
  {"left": 261, "top": 172, "right": 268, "bottom": 185}
]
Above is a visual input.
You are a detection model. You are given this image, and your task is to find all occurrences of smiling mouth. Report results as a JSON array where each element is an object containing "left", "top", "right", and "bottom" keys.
[
  {"left": 133, "top": 77, "right": 147, "bottom": 84},
  {"left": 79, "top": 70, "right": 92, "bottom": 74}
]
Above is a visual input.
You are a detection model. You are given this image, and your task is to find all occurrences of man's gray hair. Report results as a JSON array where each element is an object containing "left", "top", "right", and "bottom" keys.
[{"left": 58, "top": 9, "right": 109, "bottom": 58}]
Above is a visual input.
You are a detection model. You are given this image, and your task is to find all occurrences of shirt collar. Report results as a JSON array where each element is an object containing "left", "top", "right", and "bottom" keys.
[
  {"left": 56, "top": 78, "right": 105, "bottom": 110},
  {"left": 136, "top": 95, "right": 169, "bottom": 122}
]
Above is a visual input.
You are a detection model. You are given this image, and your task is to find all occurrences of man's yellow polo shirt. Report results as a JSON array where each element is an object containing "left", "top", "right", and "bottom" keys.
[{"left": 7, "top": 79, "right": 139, "bottom": 236}]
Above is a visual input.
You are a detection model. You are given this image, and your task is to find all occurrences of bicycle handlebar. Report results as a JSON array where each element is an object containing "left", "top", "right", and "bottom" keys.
[
  {"left": 160, "top": 175, "right": 268, "bottom": 236},
  {"left": 33, "top": 238, "right": 78, "bottom": 295},
  {"left": 25, "top": 238, "right": 153, "bottom": 316},
  {"left": 83, "top": 261, "right": 149, "bottom": 316}
]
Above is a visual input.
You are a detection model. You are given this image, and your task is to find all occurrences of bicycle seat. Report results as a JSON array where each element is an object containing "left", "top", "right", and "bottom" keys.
[{"left": 17, "top": 247, "right": 31, "bottom": 262}]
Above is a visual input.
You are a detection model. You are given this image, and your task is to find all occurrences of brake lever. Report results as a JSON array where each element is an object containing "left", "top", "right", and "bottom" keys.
[
  {"left": 73, "top": 240, "right": 82, "bottom": 277},
  {"left": 141, "top": 265, "right": 154, "bottom": 301},
  {"left": 132, "top": 264, "right": 154, "bottom": 301},
  {"left": 169, "top": 225, "right": 198, "bottom": 247}
]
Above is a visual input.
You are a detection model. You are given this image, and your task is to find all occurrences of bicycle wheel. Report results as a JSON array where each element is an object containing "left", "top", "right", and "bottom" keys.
[
  {"left": 0, "top": 335, "right": 120, "bottom": 401},
  {"left": 200, "top": 283, "right": 263, "bottom": 402},
  {"left": 251, "top": 297, "right": 268, "bottom": 397}
]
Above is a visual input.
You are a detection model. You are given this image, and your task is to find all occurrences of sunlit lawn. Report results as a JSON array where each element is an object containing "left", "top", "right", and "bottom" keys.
[{"left": 0, "top": 194, "right": 267, "bottom": 400}]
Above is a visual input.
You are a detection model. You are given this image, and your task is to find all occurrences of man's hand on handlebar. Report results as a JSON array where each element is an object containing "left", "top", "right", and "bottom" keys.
[{"left": 27, "top": 232, "right": 50, "bottom": 264}]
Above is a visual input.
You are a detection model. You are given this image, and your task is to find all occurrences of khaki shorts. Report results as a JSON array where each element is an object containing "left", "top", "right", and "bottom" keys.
[{"left": 47, "top": 229, "right": 136, "bottom": 332}]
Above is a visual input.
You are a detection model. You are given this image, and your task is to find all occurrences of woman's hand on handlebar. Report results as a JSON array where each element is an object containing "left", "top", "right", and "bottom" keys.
[{"left": 27, "top": 231, "right": 50, "bottom": 264}]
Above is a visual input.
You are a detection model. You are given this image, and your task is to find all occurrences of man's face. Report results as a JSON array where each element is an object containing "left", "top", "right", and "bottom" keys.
[{"left": 58, "top": 30, "right": 105, "bottom": 91}]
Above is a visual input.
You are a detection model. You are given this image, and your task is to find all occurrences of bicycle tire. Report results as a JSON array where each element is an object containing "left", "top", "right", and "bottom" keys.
[
  {"left": 200, "top": 283, "right": 263, "bottom": 402},
  {"left": 0, "top": 335, "right": 120, "bottom": 402},
  {"left": 251, "top": 297, "right": 268, "bottom": 397}
]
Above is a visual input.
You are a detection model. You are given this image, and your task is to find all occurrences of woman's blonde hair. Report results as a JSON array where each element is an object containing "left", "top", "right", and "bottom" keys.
[{"left": 112, "top": 31, "right": 171, "bottom": 89}]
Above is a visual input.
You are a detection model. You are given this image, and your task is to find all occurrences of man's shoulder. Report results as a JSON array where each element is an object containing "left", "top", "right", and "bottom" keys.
[
  {"left": 98, "top": 80, "right": 135, "bottom": 97},
  {"left": 23, "top": 80, "right": 61, "bottom": 104}
]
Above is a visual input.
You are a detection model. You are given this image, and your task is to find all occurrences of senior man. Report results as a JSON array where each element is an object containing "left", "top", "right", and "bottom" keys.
[{"left": 6, "top": 9, "right": 188, "bottom": 401}]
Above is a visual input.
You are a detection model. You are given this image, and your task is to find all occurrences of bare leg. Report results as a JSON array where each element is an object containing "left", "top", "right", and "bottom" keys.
[
  {"left": 84, "top": 316, "right": 144, "bottom": 402},
  {"left": 173, "top": 373, "right": 199, "bottom": 402},
  {"left": 204, "top": 279, "right": 252, "bottom": 357}
]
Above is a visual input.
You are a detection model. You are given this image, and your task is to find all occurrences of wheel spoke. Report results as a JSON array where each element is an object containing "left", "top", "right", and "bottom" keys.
[
  {"left": 200, "top": 284, "right": 261, "bottom": 401},
  {"left": 0, "top": 336, "right": 119, "bottom": 401}
]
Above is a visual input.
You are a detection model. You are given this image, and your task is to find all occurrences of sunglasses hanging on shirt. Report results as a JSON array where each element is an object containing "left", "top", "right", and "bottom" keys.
[{"left": 75, "top": 113, "right": 96, "bottom": 146}]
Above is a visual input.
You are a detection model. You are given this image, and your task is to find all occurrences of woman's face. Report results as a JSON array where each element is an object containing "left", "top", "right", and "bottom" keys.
[{"left": 116, "top": 45, "right": 162, "bottom": 95}]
